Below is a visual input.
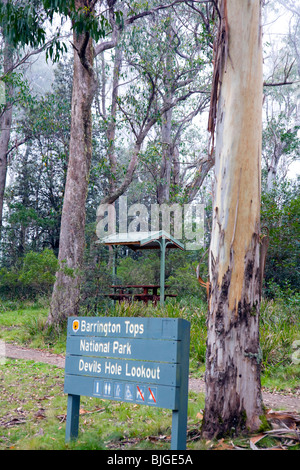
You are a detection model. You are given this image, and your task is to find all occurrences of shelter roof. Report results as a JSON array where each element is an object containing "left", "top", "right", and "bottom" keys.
[{"left": 100, "top": 230, "right": 184, "bottom": 251}]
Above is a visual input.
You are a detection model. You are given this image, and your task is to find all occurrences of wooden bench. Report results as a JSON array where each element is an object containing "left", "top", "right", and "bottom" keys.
[{"left": 104, "top": 285, "right": 177, "bottom": 305}]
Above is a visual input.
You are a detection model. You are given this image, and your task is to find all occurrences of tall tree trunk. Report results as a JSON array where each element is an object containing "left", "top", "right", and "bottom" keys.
[
  {"left": 157, "top": 106, "right": 173, "bottom": 204},
  {"left": 267, "top": 148, "right": 281, "bottom": 192},
  {"left": 157, "top": 23, "right": 174, "bottom": 205},
  {"left": 106, "top": 44, "right": 122, "bottom": 194},
  {"left": 48, "top": 0, "right": 120, "bottom": 327},
  {"left": 0, "top": 36, "right": 13, "bottom": 236},
  {"left": 202, "top": 0, "right": 264, "bottom": 439},
  {"left": 99, "top": 140, "right": 142, "bottom": 205},
  {"left": 48, "top": 22, "right": 97, "bottom": 325}
]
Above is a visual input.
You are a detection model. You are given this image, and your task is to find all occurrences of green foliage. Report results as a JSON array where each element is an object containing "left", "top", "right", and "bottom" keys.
[
  {"left": 0, "top": 1, "right": 46, "bottom": 48},
  {"left": 1, "top": 69, "right": 35, "bottom": 109},
  {"left": 19, "top": 249, "right": 58, "bottom": 289},
  {"left": 260, "top": 295, "right": 300, "bottom": 370},
  {"left": 0, "top": 249, "right": 58, "bottom": 299},
  {"left": 79, "top": 258, "right": 113, "bottom": 316},
  {"left": 262, "top": 114, "right": 300, "bottom": 165},
  {"left": 114, "top": 249, "right": 207, "bottom": 302},
  {"left": 0, "top": 0, "right": 114, "bottom": 63},
  {"left": 167, "top": 263, "right": 205, "bottom": 300},
  {"left": 116, "top": 253, "right": 160, "bottom": 285},
  {"left": 261, "top": 179, "right": 300, "bottom": 296},
  {"left": 1, "top": 59, "right": 72, "bottom": 263}
]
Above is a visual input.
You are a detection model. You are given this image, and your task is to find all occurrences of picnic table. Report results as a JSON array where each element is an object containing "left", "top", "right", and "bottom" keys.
[
  {"left": 106, "top": 284, "right": 177, "bottom": 305},
  {"left": 100, "top": 231, "right": 184, "bottom": 307}
]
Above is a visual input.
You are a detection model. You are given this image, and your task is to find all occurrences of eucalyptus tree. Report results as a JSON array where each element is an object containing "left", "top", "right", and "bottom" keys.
[
  {"left": 2, "top": 60, "right": 72, "bottom": 263},
  {"left": 0, "top": 0, "right": 68, "bottom": 237},
  {"left": 0, "top": 0, "right": 116, "bottom": 323},
  {"left": 48, "top": 0, "right": 218, "bottom": 326},
  {"left": 201, "top": 0, "right": 264, "bottom": 438},
  {"left": 262, "top": 90, "right": 300, "bottom": 191},
  {"left": 2, "top": 0, "right": 210, "bottom": 325},
  {"left": 262, "top": 4, "right": 300, "bottom": 191},
  {"left": 0, "top": 28, "right": 13, "bottom": 235},
  {"left": 144, "top": 4, "right": 213, "bottom": 204},
  {"left": 97, "top": 2, "right": 214, "bottom": 208}
]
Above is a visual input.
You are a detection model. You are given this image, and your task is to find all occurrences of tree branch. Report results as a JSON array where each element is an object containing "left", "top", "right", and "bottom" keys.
[
  {"left": 94, "top": 0, "right": 119, "bottom": 57},
  {"left": 6, "top": 136, "right": 31, "bottom": 158},
  {"left": 126, "top": 1, "right": 214, "bottom": 24},
  {"left": 0, "top": 39, "right": 54, "bottom": 82},
  {"left": 126, "top": 1, "right": 185, "bottom": 24},
  {"left": 263, "top": 80, "right": 299, "bottom": 87},
  {"left": 184, "top": 154, "right": 215, "bottom": 202}
]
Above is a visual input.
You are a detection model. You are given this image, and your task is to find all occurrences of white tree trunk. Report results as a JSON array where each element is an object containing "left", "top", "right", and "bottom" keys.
[
  {"left": 0, "top": 35, "right": 13, "bottom": 235},
  {"left": 202, "top": 0, "right": 264, "bottom": 438}
]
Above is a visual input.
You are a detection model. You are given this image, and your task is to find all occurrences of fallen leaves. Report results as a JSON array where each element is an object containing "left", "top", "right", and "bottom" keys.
[
  {"left": 249, "top": 434, "right": 284, "bottom": 451},
  {"left": 1, "top": 416, "right": 26, "bottom": 427},
  {"left": 230, "top": 410, "right": 300, "bottom": 450},
  {"left": 187, "top": 408, "right": 300, "bottom": 450},
  {"left": 267, "top": 410, "right": 300, "bottom": 429},
  {"left": 0, "top": 406, "right": 28, "bottom": 428},
  {"left": 56, "top": 406, "right": 106, "bottom": 424},
  {"left": 148, "top": 434, "right": 171, "bottom": 443},
  {"left": 34, "top": 408, "right": 46, "bottom": 420}
]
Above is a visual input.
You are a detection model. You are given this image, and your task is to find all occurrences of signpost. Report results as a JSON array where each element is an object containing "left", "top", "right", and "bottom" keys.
[{"left": 64, "top": 316, "right": 190, "bottom": 450}]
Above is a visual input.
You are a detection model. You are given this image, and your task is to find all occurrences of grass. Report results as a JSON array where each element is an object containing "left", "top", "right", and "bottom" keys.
[
  {"left": 0, "top": 358, "right": 205, "bottom": 450},
  {"left": 0, "top": 294, "right": 299, "bottom": 450},
  {"left": 0, "top": 295, "right": 299, "bottom": 387},
  {"left": 0, "top": 299, "right": 66, "bottom": 354}
]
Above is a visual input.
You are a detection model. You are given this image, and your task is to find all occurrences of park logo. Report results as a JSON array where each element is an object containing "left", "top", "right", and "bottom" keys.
[{"left": 72, "top": 320, "right": 80, "bottom": 333}]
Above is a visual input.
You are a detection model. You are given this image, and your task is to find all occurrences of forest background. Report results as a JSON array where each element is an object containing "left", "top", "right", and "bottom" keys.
[
  {"left": 0, "top": 1, "right": 299, "bottom": 449},
  {"left": 0, "top": 0, "right": 299, "bottom": 313}
]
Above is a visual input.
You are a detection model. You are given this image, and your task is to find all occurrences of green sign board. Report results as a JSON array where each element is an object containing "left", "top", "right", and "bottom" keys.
[{"left": 64, "top": 317, "right": 190, "bottom": 450}]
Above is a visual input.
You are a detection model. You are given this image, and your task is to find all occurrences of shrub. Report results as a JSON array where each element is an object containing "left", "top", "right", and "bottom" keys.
[
  {"left": 260, "top": 295, "right": 300, "bottom": 369},
  {"left": 168, "top": 262, "right": 206, "bottom": 301},
  {"left": 0, "top": 249, "right": 58, "bottom": 299},
  {"left": 261, "top": 179, "right": 300, "bottom": 297},
  {"left": 116, "top": 255, "right": 160, "bottom": 285}
]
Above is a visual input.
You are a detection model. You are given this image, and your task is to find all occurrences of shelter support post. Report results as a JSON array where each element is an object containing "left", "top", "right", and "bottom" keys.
[
  {"left": 160, "top": 238, "right": 166, "bottom": 308},
  {"left": 159, "top": 238, "right": 173, "bottom": 307}
]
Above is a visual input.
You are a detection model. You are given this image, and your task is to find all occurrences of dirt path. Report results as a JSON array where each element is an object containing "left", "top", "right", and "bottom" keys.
[
  {"left": 4, "top": 344, "right": 300, "bottom": 413},
  {"left": 188, "top": 378, "right": 300, "bottom": 413},
  {"left": 5, "top": 344, "right": 65, "bottom": 368}
]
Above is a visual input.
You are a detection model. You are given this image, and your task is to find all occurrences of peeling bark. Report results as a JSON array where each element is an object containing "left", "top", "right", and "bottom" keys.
[{"left": 202, "top": 0, "right": 264, "bottom": 439}]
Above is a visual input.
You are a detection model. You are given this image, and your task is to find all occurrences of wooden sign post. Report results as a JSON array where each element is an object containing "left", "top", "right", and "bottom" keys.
[{"left": 64, "top": 317, "right": 190, "bottom": 450}]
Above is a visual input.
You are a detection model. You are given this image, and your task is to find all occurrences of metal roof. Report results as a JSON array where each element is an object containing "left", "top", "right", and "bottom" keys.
[{"left": 99, "top": 230, "right": 184, "bottom": 250}]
